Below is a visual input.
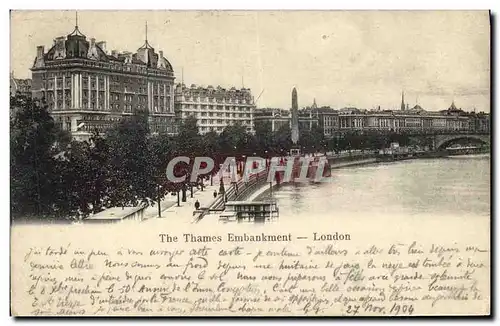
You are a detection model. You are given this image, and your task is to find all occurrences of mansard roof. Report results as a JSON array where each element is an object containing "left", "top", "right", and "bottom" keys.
[{"left": 33, "top": 25, "right": 174, "bottom": 73}]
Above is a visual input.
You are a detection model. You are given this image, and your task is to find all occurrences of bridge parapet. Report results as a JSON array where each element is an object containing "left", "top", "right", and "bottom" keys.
[{"left": 434, "top": 133, "right": 490, "bottom": 150}]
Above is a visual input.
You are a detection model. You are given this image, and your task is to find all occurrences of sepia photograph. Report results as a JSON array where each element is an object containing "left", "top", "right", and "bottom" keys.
[{"left": 9, "top": 9, "right": 491, "bottom": 317}]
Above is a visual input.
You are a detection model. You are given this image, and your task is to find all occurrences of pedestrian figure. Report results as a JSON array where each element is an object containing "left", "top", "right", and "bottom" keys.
[
  {"left": 213, "top": 191, "right": 217, "bottom": 198},
  {"left": 194, "top": 200, "right": 200, "bottom": 210}
]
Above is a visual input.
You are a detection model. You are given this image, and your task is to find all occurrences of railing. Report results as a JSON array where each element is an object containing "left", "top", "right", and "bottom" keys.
[{"left": 197, "top": 169, "right": 270, "bottom": 221}]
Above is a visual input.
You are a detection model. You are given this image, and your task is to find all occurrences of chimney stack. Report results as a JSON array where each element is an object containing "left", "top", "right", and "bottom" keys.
[
  {"left": 36, "top": 46, "right": 45, "bottom": 59},
  {"left": 159, "top": 50, "right": 163, "bottom": 58},
  {"left": 34, "top": 45, "right": 45, "bottom": 68},
  {"left": 111, "top": 50, "right": 118, "bottom": 57},
  {"left": 90, "top": 38, "right": 96, "bottom": 46}
]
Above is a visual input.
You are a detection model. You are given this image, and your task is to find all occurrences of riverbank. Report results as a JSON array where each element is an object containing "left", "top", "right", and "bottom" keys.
[
  {"left": 245, "top": 151, "right": 490, "bottom": 203},
  {"left": 164, "top": 150, "right": 490, "bottom": 223}
]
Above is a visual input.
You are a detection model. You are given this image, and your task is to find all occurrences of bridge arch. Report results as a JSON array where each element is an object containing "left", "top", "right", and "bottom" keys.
[{"left": 435, "top": 134, "right": 490, "bottom": 150}]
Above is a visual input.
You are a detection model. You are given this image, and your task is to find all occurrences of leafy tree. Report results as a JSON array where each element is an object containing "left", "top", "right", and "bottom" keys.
[
  {"left": 274, "top": 123, "right": 292, "bottom": 155},
  {"left": 219, "top": 123, "right": 248, "bottom": 159},
  {"left": 202, "top": 131, "right": 222, "bottom": 178},
  {"left": 255, "top": 121, "right": 274, "bottom": 156},
  {"left": 106, "top": 110, "right": 156, "bottom": 208},
  {"left": 54, "top": 136, "right": 112, "bottom": 219},
  {"left": 177, "top": 115, "right": 202, "bottom": 158},
  {"left": 300, "top": 124, "right": 325, "bottom": 154},
  {"left": 10, "top": 96, "right": 60, "bottom": 219}
]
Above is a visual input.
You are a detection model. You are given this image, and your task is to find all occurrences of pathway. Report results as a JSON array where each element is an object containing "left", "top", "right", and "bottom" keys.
[{"left": 142, "top": 173, "right": 232, "bottom": 226}]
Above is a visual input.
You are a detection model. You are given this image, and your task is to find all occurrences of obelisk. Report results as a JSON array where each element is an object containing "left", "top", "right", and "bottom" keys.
[{"left": 291, "top": 87, "right": 299, "bottom": 145}]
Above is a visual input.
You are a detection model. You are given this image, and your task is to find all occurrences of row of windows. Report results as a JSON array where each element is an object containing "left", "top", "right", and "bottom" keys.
[
  {"left": 182, "top": 104, "right": 252, "bottom": 112},
  {"left": 46, "top": 90, "right": 170, "bottom": 103},
  {"left": 198, "top": 119, "right": 252, "bottom": 125},
  {"left": 45, "top": 80, "right": 171, "bottom": 92},
  {"left": 182, "top": 97, "right": 252, "bottom": 104},
  {"left": 197, "top": 112, "right": 251, "bottom": 118},
  {"left": 182, "top": 112, "right": 250, "bottom": 118},
  {"left": 42, "top": 72, "right": 171, "bottom": 86},
  {"left": 51, "top": 102, "right": 172, "bottom": 112}
]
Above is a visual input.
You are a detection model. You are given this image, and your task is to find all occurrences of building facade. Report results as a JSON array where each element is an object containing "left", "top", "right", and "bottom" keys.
[
  {"left": 256, "top": 102, "right": 489, "bottom": 138},
  {"left": 30, "top": 23, "right": 176, "bottom": 140},
  {"left": 253, "top": 108, "right": 319, "bottom": 132},
  {"left": 315, "top": 102, "right": 489, "bottom": 136},
  {"left": 174, "top": 84, "right": 255, "bottom": 134}
]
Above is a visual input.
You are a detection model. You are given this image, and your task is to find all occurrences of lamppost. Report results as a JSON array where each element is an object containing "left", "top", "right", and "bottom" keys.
[
  {"left": 199, "top": 176, "right": 204, "bottom": 191},
  {"left": 241, "top": 155, "right": 246, "bottom": 177},
  {"left": 157, "top": 183, "right": 162, "bottom": 218}
]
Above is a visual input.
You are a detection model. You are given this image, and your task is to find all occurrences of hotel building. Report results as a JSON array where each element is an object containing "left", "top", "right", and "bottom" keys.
[
  {"left": 30, "top": 21, "right": 176, "bottom": 140},
  {"left": 174, "top": 84, "right": 255, "bottom": 134}
]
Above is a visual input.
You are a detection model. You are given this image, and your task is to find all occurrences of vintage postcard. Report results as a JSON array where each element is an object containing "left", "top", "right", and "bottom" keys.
[{"left": 10, "top": 10, "right": 490, "bottom": 317}]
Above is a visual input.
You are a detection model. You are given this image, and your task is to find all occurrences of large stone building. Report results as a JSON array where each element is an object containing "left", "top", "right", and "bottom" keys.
[
  {"left": 174, "top": 84, "right": 255, "bottom": 134},
  {"left": 30, "top": 21, "right": 176, "bottom": 140},
  {"left": 314, "top": 101, "right": 489, "bottom": 137},
  {"left": 255, "top": 98, "right": 489, "bottom": 138}
]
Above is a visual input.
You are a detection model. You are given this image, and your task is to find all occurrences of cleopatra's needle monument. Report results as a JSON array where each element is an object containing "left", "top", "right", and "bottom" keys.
[{"left": 290, "top": 87, "right": 301, "bottom": 156}]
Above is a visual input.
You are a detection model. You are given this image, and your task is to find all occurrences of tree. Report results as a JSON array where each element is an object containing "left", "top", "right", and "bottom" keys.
[
  {"left": 202, "top": 131, "right": 221, "bottom": 179},
  {"left": 10, "top": 96, "right": 60, "bottom": 219},
  {"left": 219, "top": 123, "right": 248, "bottom": 159},
  {"left": 106, "top": 110, "right": 156, "bottom": 208},
  {"left": 255, "top": 121, "right": 274, "bottom": 156},
  {"left": 274, "top": 123, "right": 292, "bottom": 155},
  {"left": 177, "top": 115, "right": 202, "bottom": 157},
  {"left": 54, "top": 135, "right": 113, "bottom": 219},
  {"left": 300, "top": 124, "right": 325, "bottom": 154}
]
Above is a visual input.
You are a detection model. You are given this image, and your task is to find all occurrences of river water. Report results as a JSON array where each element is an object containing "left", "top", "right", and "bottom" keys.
[{"left": 257, "top": 155, "right": 490, "bottom": 222}]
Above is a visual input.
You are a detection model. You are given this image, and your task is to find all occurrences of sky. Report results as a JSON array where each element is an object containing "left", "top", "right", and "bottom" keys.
[{"left": 10, "top": 10, "right": 490, "bottom": 112}]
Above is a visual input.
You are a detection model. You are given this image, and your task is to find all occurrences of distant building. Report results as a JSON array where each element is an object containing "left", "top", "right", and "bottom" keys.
[
  {"left": 30, "top": 19, "right": 176, "bottom": 141},
  {"left": 253, "top": 106, "right": 319, "bottom": 133},
  {"left": 253, "top": 108, "right": 290, "bottom": 132},
  {"left": 10, "top": 72, "right": 32, "bottom": 98},
  {"left": 315, "top": 107, "right": 339, "bottom": 138},
  {"left": 256, "top": 93, "right": 488, "bottom": 138},
  {"left": 311, "top": 100, "right": 488, "bottom": 137},
  {"left": 174, "top": 84, "right": 254, "bottom": 134}
]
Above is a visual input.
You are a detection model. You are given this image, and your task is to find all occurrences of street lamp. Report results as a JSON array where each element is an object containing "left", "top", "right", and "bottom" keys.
[
  {"left": 157, "top": 184, "right": 162, "bottom": 218},
  {"left": 241, "top": 155, "right": 246, "bottom": 177}
]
